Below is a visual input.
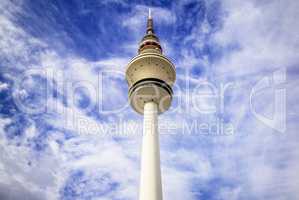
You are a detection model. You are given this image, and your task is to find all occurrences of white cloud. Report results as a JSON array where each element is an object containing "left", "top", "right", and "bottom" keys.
[
  {"left": 212, "top": 0, "right": 299, "bottom": 76},
  {"left": 0, "top": 82, "right": 9, "bottom": 91}
]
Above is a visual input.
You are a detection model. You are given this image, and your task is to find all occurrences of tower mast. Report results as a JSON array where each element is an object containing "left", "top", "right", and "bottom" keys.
[
  {"left": 140, "top": 101, "right": 162, "bottom": 200},
  {"left": 125, "top": 9, "right": 176, "bottom": 200}
]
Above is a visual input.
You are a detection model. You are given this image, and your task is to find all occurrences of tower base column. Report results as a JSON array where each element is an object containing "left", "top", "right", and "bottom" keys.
[{"left": 139, "top": 101, "right": 163, "bottom": 200}]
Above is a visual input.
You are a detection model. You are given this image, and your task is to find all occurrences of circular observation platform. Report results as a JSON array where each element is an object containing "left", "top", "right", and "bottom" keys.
[{"left": 126, "top": 53, "right": 176, "bottom": 114}]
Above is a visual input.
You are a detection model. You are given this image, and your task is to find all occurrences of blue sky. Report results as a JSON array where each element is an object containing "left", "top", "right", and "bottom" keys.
[{"left": 0, "top": 0, "right": 299, "bottom": 199}]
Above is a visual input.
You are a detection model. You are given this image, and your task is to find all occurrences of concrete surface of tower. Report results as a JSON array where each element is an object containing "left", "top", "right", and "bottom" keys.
[{"left": 125, "top": 9, "right": 176, "bottom": 200}]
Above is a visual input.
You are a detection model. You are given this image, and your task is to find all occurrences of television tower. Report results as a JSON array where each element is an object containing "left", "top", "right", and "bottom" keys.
[{"left": 125, "top": 9, "right": 176, "bottom": 200}]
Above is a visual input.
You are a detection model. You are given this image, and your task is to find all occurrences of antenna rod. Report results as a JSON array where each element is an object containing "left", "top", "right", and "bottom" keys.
[
  {"left": 147, "top": 8, "right": 154, "bottom": 34},
  {"left": 148, "top": 8, "right": 152, "bottom": 19}
]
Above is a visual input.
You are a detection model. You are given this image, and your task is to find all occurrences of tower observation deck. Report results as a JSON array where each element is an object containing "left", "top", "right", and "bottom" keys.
[{"left": 125, "top": 9, "right": 176, "bottom": 200}]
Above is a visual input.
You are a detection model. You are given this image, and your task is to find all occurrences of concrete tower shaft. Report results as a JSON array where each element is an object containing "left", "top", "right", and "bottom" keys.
[{"left": 139, "top": 101, "right": 163, "bottom": 200}]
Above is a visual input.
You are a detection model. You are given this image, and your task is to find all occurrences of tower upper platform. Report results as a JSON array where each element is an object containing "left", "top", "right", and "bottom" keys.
[{"left": 126, "top": 10, "right": 176, "bottom": 114}]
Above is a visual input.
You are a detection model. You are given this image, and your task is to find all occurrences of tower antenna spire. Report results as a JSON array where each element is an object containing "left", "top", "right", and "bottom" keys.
[
  {"left": 146, "top": 8, "right": 154, "bottom": 34},
  {"left": 148, "top": 8, "right": 152, "bottom": 19}
]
